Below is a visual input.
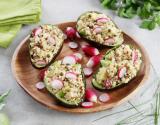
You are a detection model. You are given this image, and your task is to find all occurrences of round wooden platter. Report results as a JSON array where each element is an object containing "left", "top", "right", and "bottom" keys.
[{"left": 11, "top": 22, "right": 150, "bottom": 113}]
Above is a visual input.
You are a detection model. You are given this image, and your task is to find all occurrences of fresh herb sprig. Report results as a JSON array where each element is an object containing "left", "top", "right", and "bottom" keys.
[{"left": 100, "top": 0, "right": 160, "bottom": 30}]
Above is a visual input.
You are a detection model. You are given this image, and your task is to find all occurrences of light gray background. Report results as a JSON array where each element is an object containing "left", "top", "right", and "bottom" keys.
[{"left": 0, "top": 0, "right": 160, "bottom": 125}]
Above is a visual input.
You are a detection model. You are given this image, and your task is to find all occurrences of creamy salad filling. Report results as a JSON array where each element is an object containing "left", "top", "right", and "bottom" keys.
[
  {"left": 29, "top": 25, "right": 64, "bottom": 68},
  {"left": 77, "top": 11, "right": 123, "bottom": 46},
  {"left": 44, "top": 61, "right": 85, "bottom": 105},
  {"left": 92, "top": 44, "right": 142, "bottom": 89}
]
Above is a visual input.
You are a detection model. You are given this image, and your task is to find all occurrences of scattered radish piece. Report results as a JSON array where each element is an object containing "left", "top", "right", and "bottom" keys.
[
  {"left": 73, "top": 53, "right": 82, "bottom": 62},
  {"left": 65, "top": 72, "right": 77, "bottom": 79},
  {"left": 132, "top": 51, "right": 138, "bottom": 63},
  {"left": 62, "top": 55, "right": 76, "bottom": 65},
  {"left": 35, "top": 82, "right": 45, "bottom": 90},
  {"left": 99, "top": 93, "right": 110, "bottom": 103},
  {"left": 65, "top": 27, "right": 76, "bottom": 39},
  {"left": 93, "top": 27, "right": 102, "bottom": 34},
  {"left": 83, "top": 67, "right": 93, "bottom": 77},
  {"left": 82, "top": 45, "right": 99, "bottom": 56},
  {"left": 85, "top": 89, "right": 97, "bottom": 102},
  {"left": 51, "top": 79, "right": 63, "bottom": 90},
  {"left": 118, "top": 67, "right": 127, "bottom": 79},
  {"left": 32, "top": 27, "right": 42, "bottom": 36},
  {"left": 86, "top": 54, "right": 102, "bottom": 68},
  {"left": 104, "top": 38, "right": 115, "bottom": 45},
  {"left": 39, "top": 69, "right": 46, "bottom": 81},
  {"left": 76, "top": 31, "right": 81, "bottom": 38},
  {"left": 68, "top": 42, "right": 78, "bottom": 49},
  {"left": 36, "top": 60, "right": 46, "bottom": 65},
  {"left": 105, "top": 79, "right": 112, "bottom": 89},
  {"left": 47, "top": 37, "right": 56, "bottom": 45},
  {"left": 81, "top": 102, "right": 94, "bottom": 108},
  {"left": 96, "top": 17, "right": 110, "bottom": 23}
]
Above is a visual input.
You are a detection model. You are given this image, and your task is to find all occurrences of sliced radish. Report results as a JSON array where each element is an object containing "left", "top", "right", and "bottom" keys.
[
  {"left": 39, "top": 69, "right": 46, "bottom": 81},
  {"left": 76, "top": 31, "right": 81, "bottom": 38},
  {"left": 93, "top": 27, "right": 102, "bottom": 34},
  {"left": 83, "top": 67, "right": 93, "bottom": 77},
  {"left": 62, "top": 55, "right": 76, "bottom": 65},
  {"left": 99, "top": 93, "right": 110, "bottom": 103},
  {"left": 32, "top": 27, "right": 42, "bottom": 36},
  {"left": 65, "top": 72, "right": 77, "bottom": 79},
  {"left": 86, "top": 54, "right": 102, "bottom": 68},
  {"left": 104, "top": 38, "right": 115, "bottom": 45},
  {"left": 85, "top": 89, "right": 97, "bottom": 102},
  {"left": 36, "top": 60, "right": 46, "bottom": 65},
  {"left": 132, "top": 51, "right": 138, "bottom": 63},
  {"left": 118, "top": 67, "right": 127, "bottom": 79},
  {"left": 73, "top": 53, "right": 82, "bottom": 62},
  {"left": 82, "top": 45, "right": 99, "bottom": 56},
  {"left": 68, "top": 42, "right": 78, "bottom": 49},
  {"left": 105, "top": 79, "right": 112, "bottom": 89},
  {"left": 65, "top": 27, "right": 76, "bottom": 40},
  {"left": 35, "top": 82, "right": 45, "bottom": 90},
  {"left": 81, "top": 102, "right": 94, "bottom": 108},
  {"left": 47, "top": 36, "right": 56, "bottom": 45},
  {"left": 96, "top": 17, "right": 110, "bottom": 23},
  {"left": 51, "top": 79, "right": 63, "bottom": 90}
]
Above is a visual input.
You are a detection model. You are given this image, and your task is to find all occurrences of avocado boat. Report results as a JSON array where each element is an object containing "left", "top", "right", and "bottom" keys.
[
  {"left": 76, "top": 11, "right": 124, "bottom": 47},
  {"left": 29, "top": 24, "right": 65, "bottom": 69},
  {"left": 92, "top": 44, "right": 142, "bottom": 90},
  {"left": 44, "top": 60, "right": 85, "bottom": 107}
]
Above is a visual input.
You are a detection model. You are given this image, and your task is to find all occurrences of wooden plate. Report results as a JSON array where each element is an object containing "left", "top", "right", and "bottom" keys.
[{"left": 11, "top": 22, "right": 150, "bottom": 113}]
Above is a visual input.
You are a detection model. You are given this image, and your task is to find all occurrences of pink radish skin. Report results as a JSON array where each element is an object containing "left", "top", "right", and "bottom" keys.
[
  {"left": 83, "top": 67, "right": 93, "bottom": 77},
  {"left": 51, "top": 79, "right": 63, "bottom": 90},
  {"left": 82, "top": 45, "right": 99, "bottom": 56},
  {"left": 65, "top": 27, "right": 76, "bottom": 40},
  {"left": 105, "top": 79, "right": 112, "bottom": 89},
  {"left": 81, "top": 102, "right": 94, "bottom": 108},
  {"left": 32, "top": 27, "right": 42, "bottom": 36},
  {"left": 86, "top": 54, "right": 102, "bottom": 68},
  {"left": 96, "top": 17, "right": 109, "bottom": 23},
  {"left": 76, "top": 32, "right": 81, "bottom": 38},
  {"left": 62, "top": 55, "right": 77, "bottom": 65},
  {"left": 118, "top": 67, "right": 127, "bottom": 79},
  {"left": 35, "top": 82, "right": 45, "bottom": 90},
  {"left": 73, "top": 53, "right": 82, "bottom": 62},
  {"left": 132, "top": 51, "right": 138, "bottom": 63},
  {"left": 104, "top": 38, "right": 115, "bottom": 45},
  {"left": 85, "top": 89, "right": 97, "bottom": 102},
  {"left": 99, "top": 93, "right": 110, "bottom": 103},
  {"left": 39, "top": 69, "right": 46, "bottom": 81},
  {"left": 68, "top": 42, "right": 79, "bottom": 49},
  {"left": 65, "top": 72, "right": 77, "bottom": 79}
]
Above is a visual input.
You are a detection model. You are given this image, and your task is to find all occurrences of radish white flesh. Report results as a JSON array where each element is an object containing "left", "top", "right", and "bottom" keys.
[
  {"left": 65, "top": 27, "right": 76, "bottom": 39},
  {"left": 104, "top": 38, "right": 115, "bottom": 45},
  {"left": 118, "top": 67, "right": 127, "bottom": 78},
  {"left": 132, "top": 51, "right": 138, "bottom": 63},
  {"left": 82, "top": 45, "right": 99, "bottom": 56},
  {"left": 81, "top": 102, "right": 94, "bottom": 108},
  {"left": 47, "top": 37, "right": 56, "bottom": 45},
  {"left": 86, "top": 54, "right": 102, "bottom": 68},
  {"left": 51, "top": 79, "right": 63, "bottom": 90},
  {"left": 93, "top": 27, "right": 102, "bottom": 34},
  {"left": 62, "top": 56, "right": 76, "bottom": 65},
  {"left": 99, "top": 93, "right": 110, "bottom": 103},
  {"left": 32, "top": 27, "right": 42, "bottom": 36},
  {"left": 83, "top": 67, "right": 93, "bottom": 77},
  {"left": 96, "top": 17, "right": 109, "bottom": 23},
  {"left": 76, "top": 31, "right": 81, "bottom": 38},
  {"left": 73, "top": 53, "right": 82, "bottom": 62},
  {"left": 35, "top": 82, "right": 45, "bottom": 90},
  {"left": 105, "top": 79, "right": 112, "bottom": 89},
  {"left": 68, "top": 42, "right": 78, "bottom": 49},
  {"left": 65, "top": 72, "right": 77, "bottom": 79},
  {"left": 85, "top": 89, "right": 97, "bottom": 102}
]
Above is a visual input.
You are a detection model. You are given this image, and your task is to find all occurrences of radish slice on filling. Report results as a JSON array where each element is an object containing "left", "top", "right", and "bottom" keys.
[
  {"left": 65, "top": 27, "right": 76, "bottom": 39},
  {"left": 51, "top": 79, "right": 63, "bottom": 90},
  {"left": 93, "top": 27, "right": 102, "bottom": 34},
  {"left": 81, "top": 102, "right": 94, "bottom": 108},
  {"left": 104, "top": 38, "right": 115, "bottom": 45},
  {"left": 99, "top": 93, "right": 110, "bottom": 103},
  {"left": 118, "top": 67, "right": 127, "bottom": 79},
  {"left": 65, "top": 72, "right": 77, "bottom": 79},
  {"left": 83, "top": 67, "right": 93, "bottom": 77},
  {"left": 132, "top": 51, "right": 138, "bottom": 63},
  {"left": 96, "top": 17, "right": 110, "bottom": 23},
  {"left": 47, "top": 37, "right": 56, "bottom": 45},
  {"left": 85, "top": 89, "right": 97, "bottom": 102},
  {"left": 82, "top": 45, "right": 99, "bottom": 56},
  {"left": 62, "top": 55, "right": 76, "bottom": 65},
  {"left": 105, "top": 79, "right": 112, "bottom": 89},
  {"left": 35, "top": 82, "right": 45, "bottom": 90},
  {"left": 32, "top": 27, "right": 42, "bottom": 36},
  {"left": 68, "top": 42, "right": 78, "bottom": 49},
  {"left": 39, "top": 69, "right": 46, "bottom": 81},
  {"left": 73, "top": 53, "right": 82, "bottom": 62},
  {"left": 86, "top": 54, "right": 102, "bottom": 68},
  {"left": 36, "top": 60, "right": 46, "bottom": 65}
]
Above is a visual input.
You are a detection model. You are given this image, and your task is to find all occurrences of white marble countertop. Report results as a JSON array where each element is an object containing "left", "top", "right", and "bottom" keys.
[{"left": 0, "top": 0, "right": 160, "bottom": 125}]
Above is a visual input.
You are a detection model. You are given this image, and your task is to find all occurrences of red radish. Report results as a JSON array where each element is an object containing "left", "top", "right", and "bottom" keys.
[
  {"left": 68, "top": 42, "right": 78, "bottom": 49},
  {"left": 99, "top": 93, "right": 110, "bottom": 103},
  {"left": 93, "top": 27, "right": 102, "bottom": 34},
  {"left": 62, "top": 55, "right": 76, "bottom": 65},
  {"left": 73, "top": 53, "right": 82, "bottom": 62},
  {"left": 51, "top": 79, "right": 63, "bottom": 90},
  {"left": 47, "top": 37, "right": 56, "bottom": 45},
  {"left": 39, "top": 69, "right": 46, "bottom": 81},
  {"left": 82, "top": 45, "right": 99, "bottom": 56},
  {"left": 76, "top": 31, "right": 81, "bottom": 38},
  {"left": 118, "top": 67, "right": 127, "bottom": 79},
  {"left": 36, "top": 60, "right": 46, "bottom": 65},
  {"left": 32, "top": 27, "right": 42, "bottom": 36},
  {"left": 83, "top": 67, "right": 93, "bottom": 77},
  {"left": 81, "top": 102, "right": 94, "bottom": 108},
  {"left": 96, "top": 17, "right": 109, "bottom": 23},
  {"left": 65, "top": 27, "right": 76, "bottom": 39},
  {"left": 86, "top": 54, "right": 102, "bottom": 68},
  {"left": 104, "top": 38, "right": 115, "bottom": 45},
  {"left": 85, "top": 89, "right": 97, "bottom": 102},
  {"left": 105, "top": 79, "right": 112, "bottom": 89},
  {"left": 65, "top": 72, "right": 77, "bottom": 79},
  {"left": 35, "top": 82, "right": 45, "bottom": 90},
  {"left": 132, "top": 51, "right": 138, "bottom": 63}
]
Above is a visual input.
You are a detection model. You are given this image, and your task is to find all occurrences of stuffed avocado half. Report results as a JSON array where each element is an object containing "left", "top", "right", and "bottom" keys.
[
  {"left": 92, "top": 44, "right": 142, "bottom": 90},
  {"left": 29, "top": 24, "right": 65, "bottom": 68},
  {"left": 76, "top": 11, "right": 124, "bottom": 46},
  {"left": 44, "top": 60, "right": 85, "bottom": 106}
]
